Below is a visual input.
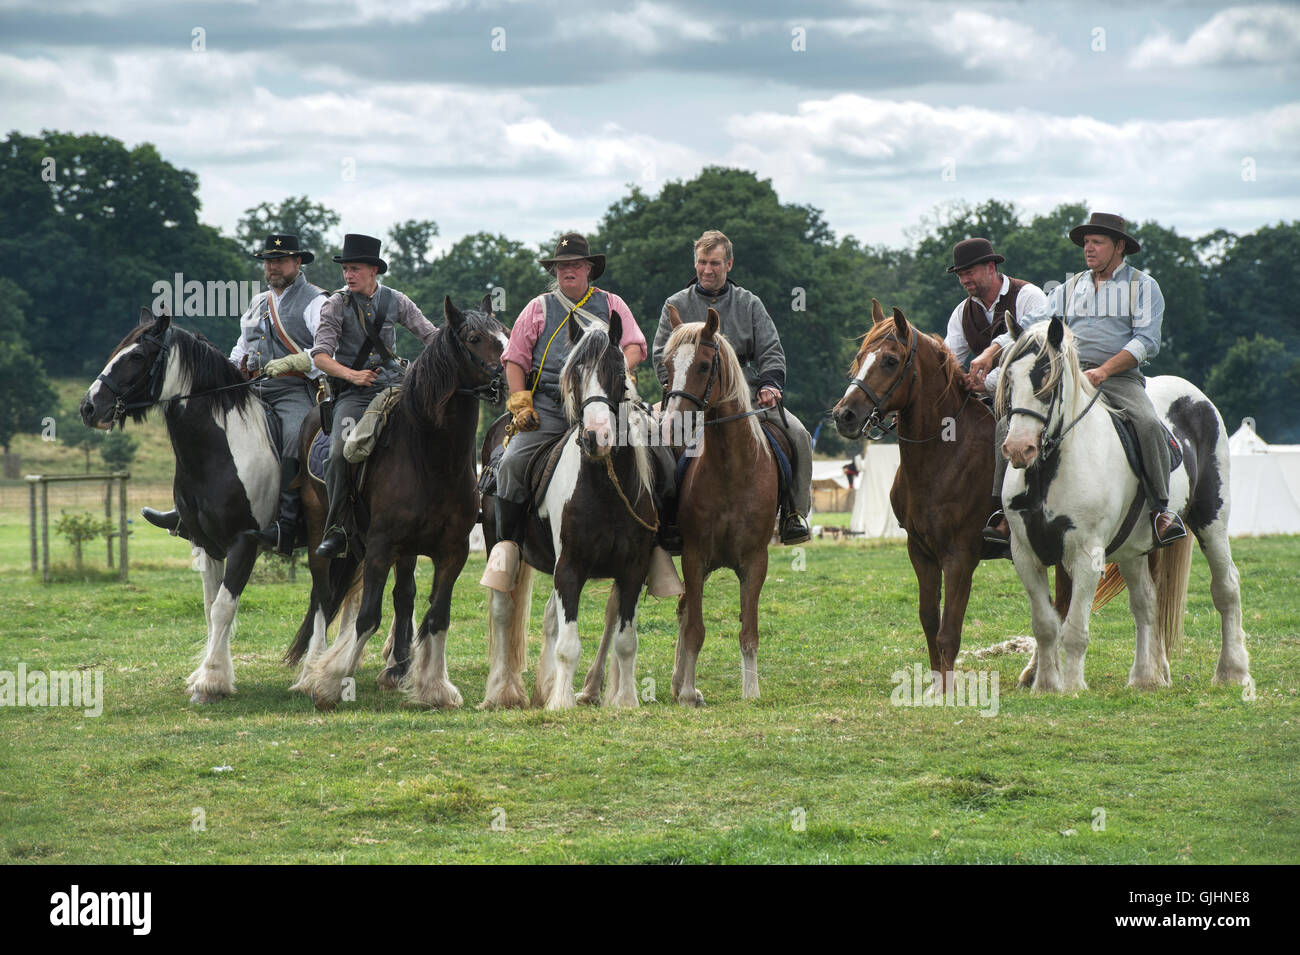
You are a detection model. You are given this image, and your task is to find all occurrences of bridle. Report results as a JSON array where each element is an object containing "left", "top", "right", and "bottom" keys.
[
  {"left": 663, "top": 337, "right": 721, "bottom": 413},
  {"left": 845, "top": 327, "right": 918, "bottom": 438},
  {"left": 1005, "top": 346, "right": 1102, "bottom": 463},
  {"left": 452, "top": 321, "right": 506, "bottom": 403},
  {"left": 95, "top": 324, "right": 175, "bottom": 424}
]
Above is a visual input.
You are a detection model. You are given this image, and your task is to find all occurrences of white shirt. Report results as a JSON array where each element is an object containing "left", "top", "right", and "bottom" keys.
[
  {"left": 944, "top": 274, "right": 1048, "bottom": 392},
  {"left": 229, "top": 286, "right": 326, "bottom": 379}
]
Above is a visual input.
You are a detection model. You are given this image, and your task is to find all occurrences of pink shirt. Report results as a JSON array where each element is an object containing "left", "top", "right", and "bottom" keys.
[{"left": 503, "top": 290, "right": 647, "bottom": 373}]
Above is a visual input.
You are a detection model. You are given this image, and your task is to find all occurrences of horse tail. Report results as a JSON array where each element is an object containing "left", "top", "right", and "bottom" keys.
[
  {"left": 1154, "top": 534, "right": 1194, "bottom": 656},
  {"left": 489, "top": 564, "right": 534, "bottom": 678},
  {"left": 1092, "top": 562, "right": 1127, "bottom": 610},
  {"left": 284, "top": 596, "right": 317, "bottom": 665}
]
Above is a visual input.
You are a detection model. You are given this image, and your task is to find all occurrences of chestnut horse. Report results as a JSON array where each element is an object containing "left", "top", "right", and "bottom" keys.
[
  {"left": 659, "top": 306, "right": 778, "bottom": 704},
  {"left": 832, "top": 300, "right": 1070, "bottom": 685}
]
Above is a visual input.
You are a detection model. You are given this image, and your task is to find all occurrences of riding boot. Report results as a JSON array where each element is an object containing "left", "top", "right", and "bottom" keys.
[
  {"left": 1151, "top": 506, "right": 1187, "bottom": 548},
  {"left": 481, "top": 497, "right": 527, "bottom": 592},
  {"left": 142, "top": 507, "right": 191, "bottom": 542},
  {"left": 980, "top": 495, "right": 1012, "bottom": 560},
  {"left": 656, "top": 489, "right": 683, "bottom": 555},
  {"left": 249, "top": 458, "right": 302, "bottom": 556},
  {"left": 778, "top": 488, "right": 811, "bottom": 545}
]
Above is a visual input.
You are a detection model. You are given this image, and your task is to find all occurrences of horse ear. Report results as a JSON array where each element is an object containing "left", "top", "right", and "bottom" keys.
[
  {"left": 608, "top": 310, "right": 623, "bottom": 350},
  {"left": 1048, "top": 315, "right": 1064, "bottom": 350},
  {"left": 891, "top": 306, "right": 908, "bottom": 336},
  {"left": 444, "top": 295, "right": 464, "bottom": 330},
  {"left": 704, "top": 307, "right": 719, "bottom": 339},
  {"left": 1007, "top": 312, "right": 1023, "bottom": 341},
  {"left": 667, "top": 304, "right": 681, "bottom": 329},
  {"left": 478, "top": 293, "right": 493, "bottom": 316},
  {"left": 139, "top": 306, "right": 155, "bottom": 327},
  {"left": 871, "top": 299, "right": 885, "bottom": 325}
]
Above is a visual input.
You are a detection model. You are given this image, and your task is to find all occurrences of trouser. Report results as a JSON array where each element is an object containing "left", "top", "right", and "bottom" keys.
[
  {"left": 323, "top": 366, "right": 405, "bottom": 533},
  {"left": 495, "top": 392, "right": 568, "bottom": 505},
  {"left": 758, "top": 404, "right": 813, "bottom": 516},
  {"left": 250, "top": 375, "right": 316, "bottom": 518},
  {"left": 991, "top": 366, "right": 1170, "bottom": 508}
]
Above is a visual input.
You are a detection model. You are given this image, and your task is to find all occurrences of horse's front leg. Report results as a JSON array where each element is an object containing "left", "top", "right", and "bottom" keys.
[
  {"left": 936, "top": 553, "right": 978, "bottom": 685},
  {"left": 187, "top": 538, "right": 257, "bottom": 703},
  {"left": 577, "top": 584, "right": 619, "bottom": 706},
  {"left": 1118, "top": 553, "right": 1164, "bottom": 689},
  {"left": 1060, "top": 552, "right": 1102, "bottom": 692},
  {"left": 1013, "top": 551, "right": 1062, "bottom": 693},
  {"left": 671, "top": 551, "right": 707, "bottom": 707},
  {"left": 307, "top": 551, "right": 391, "bottom": 710},
  {"left": 404, "top": 544, "right": 469, "bottom": 709},
  {"left": 736, "top": 548, "right": 768, "bottom": 700},
  {"left": 906, "top": 539, "right": 943, "bottom": 687},
  {"left": 378, "top": 556, "right": 418, "bottom": 690},
  {"left": 545, "top": 562, "right": 584, "bottom": 710},
  {"left": 605, "top": 571, "right": 646, "bottom": 708}
]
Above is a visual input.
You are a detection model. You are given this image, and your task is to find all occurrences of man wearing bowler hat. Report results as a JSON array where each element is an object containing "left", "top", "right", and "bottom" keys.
[
  {"left": 312, "top": 233, "right": 439, "bottom": 558},
  {"left": 972, "top": 212, "right": 1185, "bottom": 552},
  {"left": 479, "top": 232, "right": 648, "bottom": 593},
  {"left": 942, "top": 237, "right": 1048, "bottom": 395},
  {"left": 141, "top": 233, "right": 327, "bottom": 552}
]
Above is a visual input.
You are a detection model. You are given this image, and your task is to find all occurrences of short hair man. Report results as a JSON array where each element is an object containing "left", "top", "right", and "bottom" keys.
[
  {"left": 312, "top": 234, "right": 438, "bottom": 558},
  {"left": 142, "top": 233, "right": 326, "bottom": 553},
  {"left": 974, "top": 212, "right": 1185, "bottom": 554},
  {"left": 651, "top": 229, "right": 812, "bottom": 544}
]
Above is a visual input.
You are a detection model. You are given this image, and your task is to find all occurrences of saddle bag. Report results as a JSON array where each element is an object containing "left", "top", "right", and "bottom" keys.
[
  {"left": 319, "top": 395, "right": 335, "bottom": 435},
  {"left": 478, "top": 444, "right": 506, "bottom": 497},
  {"left": 344, "top": 386, "right": 402, "bottom": 463}
]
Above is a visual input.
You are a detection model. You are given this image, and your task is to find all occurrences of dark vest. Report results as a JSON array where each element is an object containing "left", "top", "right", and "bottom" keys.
[
  {"left": 529, "top": 289, "right": 612, "bottom": 399},
  {"left": 961, "top": 276, "right": 1026, "bottom": 356},
  {"left": 244, "top": 273, "right": 325, "bottom": 368},
  {"left": 329, "top": 285, "right": 397, "bottom": 370}
]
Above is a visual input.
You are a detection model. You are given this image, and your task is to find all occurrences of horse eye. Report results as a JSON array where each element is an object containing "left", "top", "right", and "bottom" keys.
[
  {"left": 697, "top": 363, "right": 709, "bottom": 373},
  {"left": 883, "top": 355, "right": 898, "bottom": 369}
]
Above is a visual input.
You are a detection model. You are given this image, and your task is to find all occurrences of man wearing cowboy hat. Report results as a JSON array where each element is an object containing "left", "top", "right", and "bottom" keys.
[
  {"left": 974, "top": 212, "right": 1185, "bottom": 551},
  {"left": 651, "top": 229, "right": 813, "bottom": 545},
  {"left": 942, "top": 237, "right": 1048, "bottom": 395},
  {"left": 142, "top": 233, "right": 327, "bottom": 552},
  {"left": 312, "top": 233, "right": 439, "bottom": 558},
  {"left": 480, "top": 232, "right": 647, "bottom": 592}
]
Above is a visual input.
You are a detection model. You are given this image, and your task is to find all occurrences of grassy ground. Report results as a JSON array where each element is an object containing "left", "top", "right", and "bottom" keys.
[{"left": 1, "top": 494, "right": 1295, "bottom": 864}]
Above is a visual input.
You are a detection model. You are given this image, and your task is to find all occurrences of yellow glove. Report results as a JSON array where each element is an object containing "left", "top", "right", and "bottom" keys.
[
  {"left": 506, "top": 390, "right": 540, "bottom": 433},
  {"left": 264, "top": 352, "right": 312, "bottom": 377}
]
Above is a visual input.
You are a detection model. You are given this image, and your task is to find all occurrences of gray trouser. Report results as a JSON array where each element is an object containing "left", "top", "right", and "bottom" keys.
[
  {"left": 324, "top": 366, "right": 405, "bottom": 532},
  {"left": 992, "top": 366, "right": 1170, "bottom": 508},
  {"left": 757, "top": 404, "right": 812, "bottom": 516},
  {"left": 496, "top": 392, "right": 568, "bottom": 505},
  {"left": 251, "top": 375, "right": 316, "bottom": 518}
]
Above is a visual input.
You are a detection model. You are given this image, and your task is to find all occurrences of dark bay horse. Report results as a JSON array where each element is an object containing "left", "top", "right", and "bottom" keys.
[
  {"left": 81, "top": 308, "right": 330, "bottom": 702},
  {"left": 479, "top": 312, "right": 658, "bottom": 709},
  {"left": 659, "top": 305, "right": 778, "bottom": 705},
  {"left": 831, "top": 299, "right": 1071, "bottom": 686},
  {"left": 297, "top": 296, "right": 506, "bottom": 710}
]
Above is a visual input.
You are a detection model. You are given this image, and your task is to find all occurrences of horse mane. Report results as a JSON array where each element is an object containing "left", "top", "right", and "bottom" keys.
[
  {"left": 663, "top": 321, "right": 767, "bottom": 453},
  {"left": 560, "top": 326, "right": 653, "bottom": 497},
  {"left": 110, "top": 322, "right": 250, "bottom": 422},
  {"left": 848, "top": 321, "right": 966, "bottom": 409},
  {"left": 397, "top": 307, "right": 497, "bottom": 429},
  {"left": 994, "top": 320, "right": 1095, "bottom": 418}
]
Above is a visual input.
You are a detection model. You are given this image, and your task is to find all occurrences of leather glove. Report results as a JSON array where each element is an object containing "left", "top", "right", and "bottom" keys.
[
  {"left": 264, "top": 352, "right": 313, "bottom": 377},
  {"left": 506, "top": 390, "right": 540, "bottom": 433}
]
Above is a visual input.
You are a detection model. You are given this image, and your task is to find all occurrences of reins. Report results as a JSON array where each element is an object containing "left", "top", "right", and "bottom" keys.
[{"left": 1006, "top": 352, "right": 1104, "bottom": 463}]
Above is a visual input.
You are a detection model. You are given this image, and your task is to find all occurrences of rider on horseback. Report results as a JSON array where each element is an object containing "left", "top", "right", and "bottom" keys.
[
  {"left": 972, "top": 212, "right": 1188, "bottom": 553},
  {"left": 311, "top": 234, "right": 438, "bottom": 559},
  {"left": 651, "top": 230, "right": 813, "bottom": 545},
  {"left": 143, "top": 233, "right": 326, "bottom": 553}
]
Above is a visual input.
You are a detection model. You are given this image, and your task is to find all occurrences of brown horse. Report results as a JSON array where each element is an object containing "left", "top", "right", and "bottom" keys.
[
  {"left": 831, "top": 300, "right": 1069, "bottom": 685},
  {"left": 659, "top": 306, "right": 778, "bottom": 704}
]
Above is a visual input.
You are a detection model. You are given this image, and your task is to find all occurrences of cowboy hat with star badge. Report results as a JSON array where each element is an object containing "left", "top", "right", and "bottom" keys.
[
  {"left": 538, "top": 232, "right": 605, "bottom": 280},
  {"left": 252, "top": 233, "right": 315, "bottom": 264}
]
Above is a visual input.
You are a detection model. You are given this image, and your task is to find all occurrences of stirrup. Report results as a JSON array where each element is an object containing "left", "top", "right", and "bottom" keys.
[
  {"left": 315, "top": 528, "right": 349, "bottom": 559},
  {"left": 780, "top": 511, "right": 811, "bottom": 545},
  {"left": 981, "top": 510, "right": 1009, "bottom": 544},
  {"left": 1152, "top": 511, "right": 1187, "bottom": 548}
]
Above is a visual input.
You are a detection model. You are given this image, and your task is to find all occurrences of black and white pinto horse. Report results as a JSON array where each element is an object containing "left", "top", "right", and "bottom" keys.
[
  {"left": 297, "top": 297, "right": 507, "bottom": 711},
  {"left": 81, "top": 308, "right": 320, "bottom": 702},
  {"left": 996, "top": 316, "right": 1251, "bottom": 692},
  {"left": 484, "top": 312, "right": 657, "bottom": 710}
]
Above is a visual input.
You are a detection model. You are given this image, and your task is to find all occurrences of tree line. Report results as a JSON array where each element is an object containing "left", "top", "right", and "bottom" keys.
[{"left": 2, "top": 129, "right": 1297, "bottom": 461}]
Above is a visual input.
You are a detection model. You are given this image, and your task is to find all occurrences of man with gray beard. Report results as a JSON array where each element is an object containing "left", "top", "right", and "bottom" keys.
[{"left": 141, "top": 234, "right": 326, "bottom": 554}]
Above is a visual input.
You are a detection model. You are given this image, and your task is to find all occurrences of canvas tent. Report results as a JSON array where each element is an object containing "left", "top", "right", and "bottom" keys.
[
  {"left": 849, "top": 442, "right": 906, "bottom": 539},
  {"left": 1226, "top": 421, "right": 1300, "bottom": 537}
]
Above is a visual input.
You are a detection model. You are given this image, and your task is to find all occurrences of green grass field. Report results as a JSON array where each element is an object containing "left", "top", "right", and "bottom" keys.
[{"left": 0, "top": 488, "right": 1297, "bottom": 863}]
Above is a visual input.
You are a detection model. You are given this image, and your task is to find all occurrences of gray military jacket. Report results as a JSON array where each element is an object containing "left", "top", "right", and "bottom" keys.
[{"left": 652, "top": 281, "right": 786, "bottom": 396}]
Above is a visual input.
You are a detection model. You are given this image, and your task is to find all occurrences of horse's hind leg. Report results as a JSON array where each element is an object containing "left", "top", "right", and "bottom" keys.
[
  {"left": 1120, "top": 554, "right": 1163, "bottom": 689},
  {"left": 531, "top": 589, "right": 560, "bottom": 708},
  {"left": 187, "top": 539, "right": 257, "bottom": 703},
  {"left": 1199, "top": 527, "right": 1251, "bottom": 686},
  {"left": 604, "top": 577, "right": 643, "bottom": 708},
  {"left": 737, "top": 549, "right": 768, "bottom": 700},
  {"left": 378, "top": 556, "right": 418, "bottom": 690},
  {"left": 577, "top": 585, "right": 619, "bottom": 706},
  {"left": 403, "top": 546, "right": 468, "bottom": 709}
]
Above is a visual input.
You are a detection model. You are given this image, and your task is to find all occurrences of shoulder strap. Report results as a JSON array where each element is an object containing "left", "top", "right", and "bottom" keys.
[{"left": 1064, "top": 271, "right": 1085, "bottom": 314}]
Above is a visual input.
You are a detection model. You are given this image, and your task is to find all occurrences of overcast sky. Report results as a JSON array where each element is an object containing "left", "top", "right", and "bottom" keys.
[{"left": 2, "top": 0, "right": 1297, "bottom": 257}]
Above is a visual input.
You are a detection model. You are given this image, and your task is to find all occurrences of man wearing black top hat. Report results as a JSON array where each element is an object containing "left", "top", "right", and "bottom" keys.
[
  {"left": 973, "top": 212, "right": 1186, "bottom": 552},
  {"left": 141, "top": 233, "right": 326, "bottom": 553},
  {"left": 312, "top": 233, "right": 438, "bottom": 559}
]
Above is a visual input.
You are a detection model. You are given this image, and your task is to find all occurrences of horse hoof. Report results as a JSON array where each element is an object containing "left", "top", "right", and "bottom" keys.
[
  {"left": 675, "top": 689, "right": 705, "bottom": 707},
  {"left": 376, "top": 667, "right": 404, "bottom": 691},
  {"left": 311, "top": 692, "right": 338, "bottom": 712},
  {"left": 575, "top": 690, "right": 600, "bottom": 706},
  {"left": 189, "top": 690, "right": 228, "bottom": 704}
]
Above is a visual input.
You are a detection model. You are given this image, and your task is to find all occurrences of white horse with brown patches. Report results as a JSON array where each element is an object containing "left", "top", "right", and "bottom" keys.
[{"left": 996, "top": 315, "right": 1251, "bottom": 692}]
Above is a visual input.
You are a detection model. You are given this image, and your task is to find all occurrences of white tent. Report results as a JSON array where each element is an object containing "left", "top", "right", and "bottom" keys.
[
  {"left": 1226, "top": 422, "right": 1300, "bottom": 537},
  {"left": 849, "top": 443, "right": 906, "bottom": 539}
]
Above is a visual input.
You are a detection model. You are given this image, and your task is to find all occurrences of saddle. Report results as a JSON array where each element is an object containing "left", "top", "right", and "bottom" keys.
[
  {"left": 526, "top": 428, "right": 577, "bottom": 507},
  {"left": 1100, "top": 402, "right": 1184, "bottom": 557},
  {"left": 306, "top": 426, "right": 372, "bottom": 495},
  {"left": 674, "top": 413, "right": 793, "bottom": 496}
]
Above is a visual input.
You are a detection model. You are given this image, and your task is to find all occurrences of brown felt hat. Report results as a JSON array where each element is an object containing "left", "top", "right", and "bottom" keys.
[
  {"left": 1069, "top": 212, "right": 1141, "bottom": 254},
  {"left": 538, "top": 232, "right": 605, "bottom": 281},
  {"left": 946, "top": 237, "right": 1005, "bottom": 273}
]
